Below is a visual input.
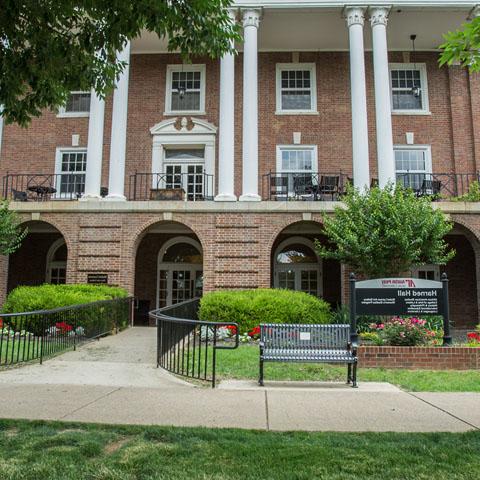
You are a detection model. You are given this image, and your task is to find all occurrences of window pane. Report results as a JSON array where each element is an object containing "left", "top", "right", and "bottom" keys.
[
  {"left": 277, "top": 243, "right": 317, "bottom": 264},
  {"left": 65, "top": 93, "right": 91, "bottom": 113},
  {"left": 392, "top": 91, "right": 423, "bottom": 110},
  {"left": 165, "top": 149, "right": 205, "bottom": 160},
  {"left": 281, "top": 92, "right": 312, "bottom": 110},
  {"left": 162, "top": 243, "right": 202, "bottom": 264}
]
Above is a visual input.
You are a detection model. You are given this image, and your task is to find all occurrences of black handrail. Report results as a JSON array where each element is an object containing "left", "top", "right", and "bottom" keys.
[
  {"left": 0, "top": 297, "right": 134, "bottom": 366},
  {"left": 150, "top": 298, "right": 239, "bottom": 388}
]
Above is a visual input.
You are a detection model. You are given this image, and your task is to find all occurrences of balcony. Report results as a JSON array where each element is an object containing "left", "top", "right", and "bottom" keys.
[{"left": 262, "top": 172, "right": 480, "bottom": 201}]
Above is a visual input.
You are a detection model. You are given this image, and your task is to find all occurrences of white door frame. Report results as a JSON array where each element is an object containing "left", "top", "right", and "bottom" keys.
[{"left": 156, "top": 236, "right": 203, "bottom": 309}]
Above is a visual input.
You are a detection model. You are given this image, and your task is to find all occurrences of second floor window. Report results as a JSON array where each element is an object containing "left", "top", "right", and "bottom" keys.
[
  {"left": 58, "top": 91, "right": 91, "bottom": 116},
  {"left": 395, "top": 147, "right": 432, "bottom": 192},
  {"left": 276, "top": 64, "right": 317, "bottom": 114},
  {"left": 55, "top": 148, "right": 87, "bottom": 198},
  {"left": 389, "top": 63, "right": 429, "bottom": 114},
  {"left": 166, "top": 65, "right": 206, "bottom": 114},
  {"left": 276, "top": 146, "right": 317, "bottom": 196}
]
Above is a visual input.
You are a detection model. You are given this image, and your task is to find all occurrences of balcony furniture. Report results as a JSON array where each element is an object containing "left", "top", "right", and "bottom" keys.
[
  {"left": 370, "top": 178, "right": 378, "bottom": 188},
  {"left": 259, "top": 323, "right": 358, "bottom": 387},
  {"left": 269, "top": 175, "right": 289, "bottom": 200},
  {"left": 417, "top": 179, "right": 442, "bottom": 199},
  {"left": 318, "top": 175, "right": 340, "bottom": 200},
  {"left": 100, "top": 187, "right": 108, "bottom": 197},
  {"left": 12, "top": 189, "right": 28, "bottom": 202},
  {"left": 293, "top": 174, "right": 315, "bottom": 200},
  {"left": 150, "top": 188, "right": 185, "bottom": 201},
  {"left": 27, "top": 185, "right": 56, "bottom": 200}
]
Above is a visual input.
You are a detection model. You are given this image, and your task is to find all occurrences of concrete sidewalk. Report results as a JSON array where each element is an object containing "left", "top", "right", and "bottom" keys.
[{"left": 0, "top": 327, "right": 478, "bottom": 432}]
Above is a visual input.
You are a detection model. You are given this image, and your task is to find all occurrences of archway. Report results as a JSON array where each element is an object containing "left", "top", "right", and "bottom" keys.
[
  {"left": 134, "top": 221, "right": 203, "bottom": 325},
  {"left": 270, "top": 221, "right": 341, "bottom": 307},
  {"left": 7, "top": 221, "right": 68, "bottom": 292}
]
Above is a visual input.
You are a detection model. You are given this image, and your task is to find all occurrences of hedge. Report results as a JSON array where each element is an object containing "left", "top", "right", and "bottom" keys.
[
  {"left": 198, "top": 289, "right": 331, "bottom": 333},
  {"left": 2, "top": 284, "right": 128, "bottom": 314}
]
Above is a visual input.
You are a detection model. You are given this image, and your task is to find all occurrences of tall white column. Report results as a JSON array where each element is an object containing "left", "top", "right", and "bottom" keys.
[
  {"left": 240, "top": 9, "right": 261, "bottom": 201},
  {"left": 370, "top": 7, "right": 395, "bottom": 188},
  {"left": 215, "top": 10, "right": 237, "bottom": 202},
  {"left": 345, "top": 7, "right": 370, "bottom": 192},
  {"left": 81, "top": 91, "right": 105, "bottom": 200},
  {"left": 106, "top": 41, "right": 131, "bottom": 201}
]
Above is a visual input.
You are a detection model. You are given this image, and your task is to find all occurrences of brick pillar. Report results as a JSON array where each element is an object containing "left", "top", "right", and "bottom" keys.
[
  {"left": 448, "top": 66, "right": 476, "bottom": 175},
  {"left": 0, "top": 255, "right": 8, "bottom": 305},
  {"left": 468, "top": 71, "right": 480, "bottom": 173}
]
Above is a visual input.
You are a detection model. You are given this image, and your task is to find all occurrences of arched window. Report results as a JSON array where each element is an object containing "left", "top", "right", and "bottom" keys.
[
  {"left": 157, "top": 237, "right": 203, "bottom": 308},
  {"left": 274, "top": 237, "right": 322, "bottom": 297},
  {"left": 46, "top": 238, "right": 67, "bottom": 284}
]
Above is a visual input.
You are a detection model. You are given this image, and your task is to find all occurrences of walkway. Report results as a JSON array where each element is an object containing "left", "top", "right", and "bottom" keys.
[{"left": 0, "top": 327, "right": 479, "bottom": 432}]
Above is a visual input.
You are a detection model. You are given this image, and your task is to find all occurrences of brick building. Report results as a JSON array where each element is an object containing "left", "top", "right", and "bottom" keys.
[{"left": 1, "top": 1, "right": 480, "bottom": 327}]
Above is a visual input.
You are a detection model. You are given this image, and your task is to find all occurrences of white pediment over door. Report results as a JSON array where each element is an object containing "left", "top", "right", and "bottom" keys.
[{"left": 150, "top": 117, "right": 217, "bottom": 136}]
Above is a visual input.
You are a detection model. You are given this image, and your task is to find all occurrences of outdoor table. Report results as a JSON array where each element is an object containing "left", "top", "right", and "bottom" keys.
[{"left": 27, "top": 185, "right": 57, "bottom": 199}]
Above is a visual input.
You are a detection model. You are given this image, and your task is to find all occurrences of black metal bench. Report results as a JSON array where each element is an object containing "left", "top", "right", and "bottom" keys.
[{"left": 259, "top": 324, "right": 358, "bottom": 387}]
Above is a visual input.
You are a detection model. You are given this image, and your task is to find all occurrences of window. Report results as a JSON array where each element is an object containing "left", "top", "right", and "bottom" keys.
[
  {"left": 394, "top": 146, "right": 432, "bottom": 191},
  {"left": 276, "top": 146, "right": 317, "bottom": 196},
  {"left": 276, "top": 64, "right": 317, "bottom": 114},
  {"left": 46, "top": 239, "right": 67, "bottom": 284},
  {"left": 55, "top": 148, "right": 87, "bottom": 198},
  {"left": 389, "top": 63, "right": 429, "bottom": 114},
  {"left": 411, "top": 265, "right": 440, "bottom": 282},
  {"left": 164, "top": 148, "right": 205, "bottom": 200},
  {"left": 165, "top": 65, "right": 206, "bottom": 114},
  {"left": 58, "top": 91, "right": 91, "bottom": 117}
]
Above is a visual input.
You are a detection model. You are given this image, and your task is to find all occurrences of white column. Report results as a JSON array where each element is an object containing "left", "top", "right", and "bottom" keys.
[
  {"left": 240, "top": 9, "right": 261, "bottom": 201},
  {"left": 215, "top": 10, "right": 237, "bottom": 201},
  {"left": 370, "top": 7, "right": 395, "bottom": 188},
  {"left": 106, "top": 41, "right": 131, "bottom": 200},
  {"left": 81, "top": 92, "right": 105, "bottom": 200},
  {"left": 345, "top": 7, "right": 370, "bottom": 192}
]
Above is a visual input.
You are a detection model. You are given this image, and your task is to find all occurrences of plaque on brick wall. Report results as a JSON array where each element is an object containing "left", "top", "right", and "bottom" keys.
[{"left": 87, "top": 273, "right": 109, "bottom": 284}]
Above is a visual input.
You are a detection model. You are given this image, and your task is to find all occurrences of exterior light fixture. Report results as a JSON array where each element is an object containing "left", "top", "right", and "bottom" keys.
[
  {"left": 410, "top": 34, "right": 420, "bottom": 98},
  {"left": 177, "top": 63, "right": 186, "bottom": 99}
]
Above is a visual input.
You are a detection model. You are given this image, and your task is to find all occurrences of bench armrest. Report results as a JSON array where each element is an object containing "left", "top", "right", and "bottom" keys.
[{"left": 347, "top": 341, "right": 358, "bottom": 356}]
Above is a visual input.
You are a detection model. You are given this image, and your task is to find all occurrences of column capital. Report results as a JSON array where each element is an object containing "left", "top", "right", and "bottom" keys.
[
  {"left": 369, "top": 6, "right": 391, "bottom": 27},
  {"left": 344, "top": 6, "right": 367, "bottom": 28},
  {"left": 242, "top": 9, "right": 261, "bottom": 28}
]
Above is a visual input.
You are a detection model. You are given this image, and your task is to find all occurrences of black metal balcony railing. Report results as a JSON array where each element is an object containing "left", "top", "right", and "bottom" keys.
[
  {"left": 128, "top": 172, "right": 214, "bottom": 201},
  {"left": 262, "top": 172, "right": 351, "bottom": 201},
  {"left": 2, "top": 173, "right": 85, "bottom": 201}
]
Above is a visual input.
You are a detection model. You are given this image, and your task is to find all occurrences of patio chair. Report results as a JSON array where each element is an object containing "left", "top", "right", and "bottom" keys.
[
  {"left": 418, "top": 179, "right": 442, "bottom": 199},
  {"left": 293, "top": 174, "right": 315, "bottom": 200},
  {"left": 269, "top": 175, "right": 289, "bottom": 200},
  {"left": 318, "top": 175, "right": 340, "bottom": 200},
  {"left": 12, "top": 189, "right": 28, "bottom": 201}
]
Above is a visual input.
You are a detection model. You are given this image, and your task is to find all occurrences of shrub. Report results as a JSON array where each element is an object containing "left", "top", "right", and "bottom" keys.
[
  {"left": 198, "top": 289, "right": 331, "bottom": 334},
  {"left": 452, "top": 181, "right": 480, "bottom": 202},
  {"left": 2, "top": 284, "right": 128, "bottom": 313},
  {"left": 369, "top": 317, "right": 440, "bottom": 346}
]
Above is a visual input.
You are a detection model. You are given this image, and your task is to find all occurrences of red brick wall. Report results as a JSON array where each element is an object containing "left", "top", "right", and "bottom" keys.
[
  {"left": 0, "top": 52, "right": 474, "bottom": 195},
  {"left": 358, "top": 346, "right": 480, "bottom": 370}
]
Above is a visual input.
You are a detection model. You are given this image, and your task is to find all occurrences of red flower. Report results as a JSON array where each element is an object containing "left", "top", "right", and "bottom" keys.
[
  {"left": 55, "top": 322, "right": 73, "bottom": 333},
  {"left": 0, "top": 318, "right": 3, "bottom": 328},
  {"left": 248, "top": 326, "right": 261, "bottom": 337},
  {"left": 226, "top": 325, "right": 237, "bottom": 335},
  {"left": 467, "top": 332, "right": 480, "bottom": 341}
]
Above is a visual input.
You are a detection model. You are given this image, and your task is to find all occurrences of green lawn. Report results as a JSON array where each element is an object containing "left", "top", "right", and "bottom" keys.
[
  {"left": 0, "top": 419, "right": 479, "bottom": 480},
  {"left": 215, "top": 345, "right": 480, "bottom": 392},
  {"left": 0, "top": 337, "right": 40, "bottom": 365}
]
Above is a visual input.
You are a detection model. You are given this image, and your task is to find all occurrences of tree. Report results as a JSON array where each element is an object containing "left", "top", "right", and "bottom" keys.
[
  {"left": 315, "top": 185, "right": 455, "bottom": 278},
  {"left": 439, "top": 16, "right": 480, "bottom": 71},
  {"left": 0, "top": 1, "right": 240, "bottom": 125},
  {"left": 0, "top": 201, "right": 27, "bottom": 255}
]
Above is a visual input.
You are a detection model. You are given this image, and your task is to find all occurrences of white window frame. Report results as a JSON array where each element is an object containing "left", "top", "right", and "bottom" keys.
[
  {"left": 394, "top": 145, "right": 432, "bottom": 191},
  {"left": 389, "top": 63, "right": 430, "bottom": 115},
  {"left": 410, "top": 264, "right": 440, "bottom": 282},
  {"left": 164, "top": 64, "right": 206, "bottom": 115},
  {"left": 57, "top": 91, "right": 91, "bottom": 118},
  {"left": 275, "top": 63, "right": 318, "bottom": 115},
  {"left": 46, "top": 238, "right": 67, "bottom": 284},
  {"left": 54, "top": 147, "right": 88, "bottom": 199}
]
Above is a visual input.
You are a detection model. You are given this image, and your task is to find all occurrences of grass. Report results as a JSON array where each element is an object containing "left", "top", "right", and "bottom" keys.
[
  {"left": 0, "top": 419, "right": 479, "bottom": 480},
  {"left": 215, "top": 345, "right": 480, "bottom": 392},
  {"left": 0, "top": 337, "right": 40, "bottom": 365}
]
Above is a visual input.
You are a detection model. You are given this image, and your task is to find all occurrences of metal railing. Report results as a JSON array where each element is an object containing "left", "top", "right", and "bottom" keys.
[
  {"left": 3, "top": 173, "right": 87, "bottom": 201},
  {"left": 0, "top": 297, "right": 134, "bottom": 367},
  {"left": 396, "top": 172, "right": 480, "bottom": 198},
  {"left": 262, "top": 172, "right": 351, "bottom": 201},
  {"left": 128, "top": 172, "right": 214, "bottom": 201},
  {"left": 150, "top": 298, "right": 239, "bottom": 388}
]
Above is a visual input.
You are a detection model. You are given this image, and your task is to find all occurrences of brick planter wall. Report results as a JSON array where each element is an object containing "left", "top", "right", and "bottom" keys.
[{"left": 358, "top": 346, "right": 480, "bottom": 370}]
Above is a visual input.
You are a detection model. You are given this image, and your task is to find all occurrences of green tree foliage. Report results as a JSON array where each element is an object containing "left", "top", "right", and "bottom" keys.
[
  {"left": 316, "top": 185, "right": 455, "bottom": 278},
  {"left": 0, "top": 1, "right": 240, "bottom": 125},
  {"left": 439, "top": 16, "right": 480, "bottom": 71},
  {"left": 0, "top": 201, "right": 27, "bottom": 255}
]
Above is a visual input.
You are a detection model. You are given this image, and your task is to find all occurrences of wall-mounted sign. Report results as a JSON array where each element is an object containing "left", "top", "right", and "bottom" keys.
[
  {"left": 355, "top": 278, "right": 444, "bottom": 316},
  {"left": 87, "top": 273, "right": 109, "bottom": 284}
]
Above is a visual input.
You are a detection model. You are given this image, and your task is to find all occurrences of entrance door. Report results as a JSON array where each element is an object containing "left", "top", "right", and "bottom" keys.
[
  {"left": 157, "top": 238, "right": 203, "bottom": 308},
  {"left": 274, "top": 238, "right": 322, "bottom": 297}
]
